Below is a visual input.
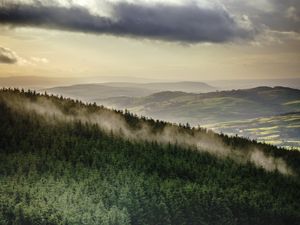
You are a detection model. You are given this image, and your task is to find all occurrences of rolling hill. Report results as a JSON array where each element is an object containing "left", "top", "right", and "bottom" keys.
[
  {"left": 45, "top": 84, "right": 155, "bottom": 100},
  {"left": 97, "top": 86, "right": 300, "bottom": 125},
  {"left": 96, "top": 86, "right": 300, "bottom": 149},
  {"left": 205, "top": 112, "right": 300, "bottom": 150},
  {"left": 44, "top": 81, "right": 216, "bottom": 101},
  {"left": 208, "top": 78, "right": 300, "bottom": 90},
  {"left": 102, "top": 81, "right": 216, "bottom": 93},
  {"left": 0, "top": 76, "right": 74, "bottom": 89},
  {"left": 0, "top": 76, "right": 165, "bottom": 89},
  {"left": 0, "top": 89, "right": 300, "bottom": 225}
]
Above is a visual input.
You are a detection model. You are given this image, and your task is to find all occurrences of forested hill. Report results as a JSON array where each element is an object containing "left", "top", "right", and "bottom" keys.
[{"left": 1, "top": 89, "right": 300, "bottom": 225}]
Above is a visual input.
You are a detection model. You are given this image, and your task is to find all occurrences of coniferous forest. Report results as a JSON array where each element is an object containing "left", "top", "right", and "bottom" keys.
[{"left": 0, "top": 89, "right": 300, "bottom": 225}]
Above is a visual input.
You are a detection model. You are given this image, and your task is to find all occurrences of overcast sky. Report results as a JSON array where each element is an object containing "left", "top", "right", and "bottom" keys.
[{"left": 0, "top": 0, "right": 299, "bottom": 81}]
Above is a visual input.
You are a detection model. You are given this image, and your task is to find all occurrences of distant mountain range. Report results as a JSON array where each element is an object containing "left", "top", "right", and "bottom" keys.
[
  {"left": 210, "top": 78, "right": 300, "bottom": 90},
  {"left": 1, "top": 75, "right": 300, "bottom": 90},
  {"left": 97, "top": 86, "right": 300, "bottom": 124},
  {"left": 0, "top": 76, "right": 72, "bottom": 89},
  {"left": 44, "top": 81, "right": 216, "bottom": 100},
  {"left": 101, "top": 81, "right": 216, "bottom": 93},
  {"left": 43, "top": 85, "right": 300, "bottom": 126},
  {"left": 0, "top": 76, "right": 166, "bottom": 89},
  {"left": 45, "top": 84, "right": 154, "bottom": 100}
]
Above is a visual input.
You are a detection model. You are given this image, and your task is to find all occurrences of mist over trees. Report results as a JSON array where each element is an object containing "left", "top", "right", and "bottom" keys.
[{"left": 0, "top": 89, "right": 300, "bottom": 225}]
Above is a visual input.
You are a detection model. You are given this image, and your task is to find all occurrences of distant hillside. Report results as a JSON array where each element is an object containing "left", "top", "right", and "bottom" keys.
[
  {"left": 1, "top": 89, "right": 300, "bottom": 225},
  {"left": 0, "top": 76, "right": 164, "bottom": 89},
  {"left": 0, "top": 76, "right": 74, "bottom": 89},
  {"left": 206, "top": 112, "right": 300, "bottom": 150},
  {"left": 103, "top": 81, "right": 216, "bottom": 93},
  {"left": 98, "top": 86, "right": 300, "bottom": 125},
  {"left": 208, "top": 78, "right": 300, "bottom": 90},
  {"left": 44, "top": 81, "right": 216, "bottom": 101},
  {"left": 2, "top": 76, "right": 300, "bottom": 91},
  {"left": 97, "top": 86, "right": 300, "bottom": 150},
  {"left": 45, "top": 84, "right": 154, "bottom": 100}
]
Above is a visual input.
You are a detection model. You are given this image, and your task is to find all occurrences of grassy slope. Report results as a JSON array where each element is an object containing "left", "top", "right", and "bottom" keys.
[{"left": 0, "top": 90, "right": 300, "bottom": 225}]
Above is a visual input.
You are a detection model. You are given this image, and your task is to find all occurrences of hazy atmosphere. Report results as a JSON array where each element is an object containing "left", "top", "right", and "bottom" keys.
[
  {"left": 1, "top": 1, "right": 300, "bottom": 225},
  {"left": 0, "top": 0, "right": 299, "bottom": 81}
]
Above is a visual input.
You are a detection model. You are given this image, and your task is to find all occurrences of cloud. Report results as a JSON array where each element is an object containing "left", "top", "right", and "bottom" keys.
[
  {"left": 3, "top": 91, "right": 294, "bottom": 175},
  {"left": 0, "top": 46, "right": 19, "bottom": 64},
  {"left": 222, "top": 0, "right": 300, "bottom": 44},
  {"left": 226, "top": 0, "right": 300, "bottom": 33},
  {"left": 0, "top": 1, "right": 253, "bottom": 43},
  {"left": 0, "top": 46, "right": 48, "bottom": 65},
  {"left": 285, "top": 6, "right": 300, "bottom": 22},
  {"left": 30, "top": 57, "right": 49, "bottom": 64}
]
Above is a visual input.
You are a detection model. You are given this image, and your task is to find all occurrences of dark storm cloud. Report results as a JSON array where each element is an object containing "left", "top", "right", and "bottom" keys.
[
  {"left": 0, "top": 2, "right": 252, "bottom": 43},
  {"left": 0, "top": 47, "right": 18, "bottom": 64}
]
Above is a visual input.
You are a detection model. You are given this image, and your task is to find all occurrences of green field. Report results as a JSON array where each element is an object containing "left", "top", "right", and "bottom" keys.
[{"left": 205, "top": 113, "right": 300, "bottom": 150}]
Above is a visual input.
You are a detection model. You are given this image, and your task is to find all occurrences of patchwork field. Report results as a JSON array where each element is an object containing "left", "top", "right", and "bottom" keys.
[{"left": 205, "top": 112, "right": 300, "bottom": 150}]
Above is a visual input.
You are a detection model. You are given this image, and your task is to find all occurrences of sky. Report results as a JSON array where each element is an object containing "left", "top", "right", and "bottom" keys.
[{"left": 0, "top": 0, "right": 299, "bottom": 81}]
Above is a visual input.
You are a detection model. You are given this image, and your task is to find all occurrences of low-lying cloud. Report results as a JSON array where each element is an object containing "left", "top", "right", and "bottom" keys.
[
  {"left": 0, "top": 1, "right": 252, "bottom": 43},
  {"left": 0, "top": 46, "right": 19, "bottom": 64},
  {"left": 2, "top": 92, "right": 294, "bottom": 176}
]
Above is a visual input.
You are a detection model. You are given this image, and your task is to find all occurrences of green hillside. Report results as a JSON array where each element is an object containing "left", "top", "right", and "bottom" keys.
[
  {"left": 98, "top": 86, "right": 300, "bottom": 125},
  {"left": 1, "top": 89, "right": 300, "bottom": 225}
]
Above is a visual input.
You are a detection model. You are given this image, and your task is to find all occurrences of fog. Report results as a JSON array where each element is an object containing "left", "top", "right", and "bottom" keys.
[{"left": 2, "top": 92, "right": 294, "bottom": 175}]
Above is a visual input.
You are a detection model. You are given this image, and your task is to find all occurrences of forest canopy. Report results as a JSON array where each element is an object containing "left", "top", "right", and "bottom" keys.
[{"left": 0, "top": 89, "right": 300, "bottom": 225}]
